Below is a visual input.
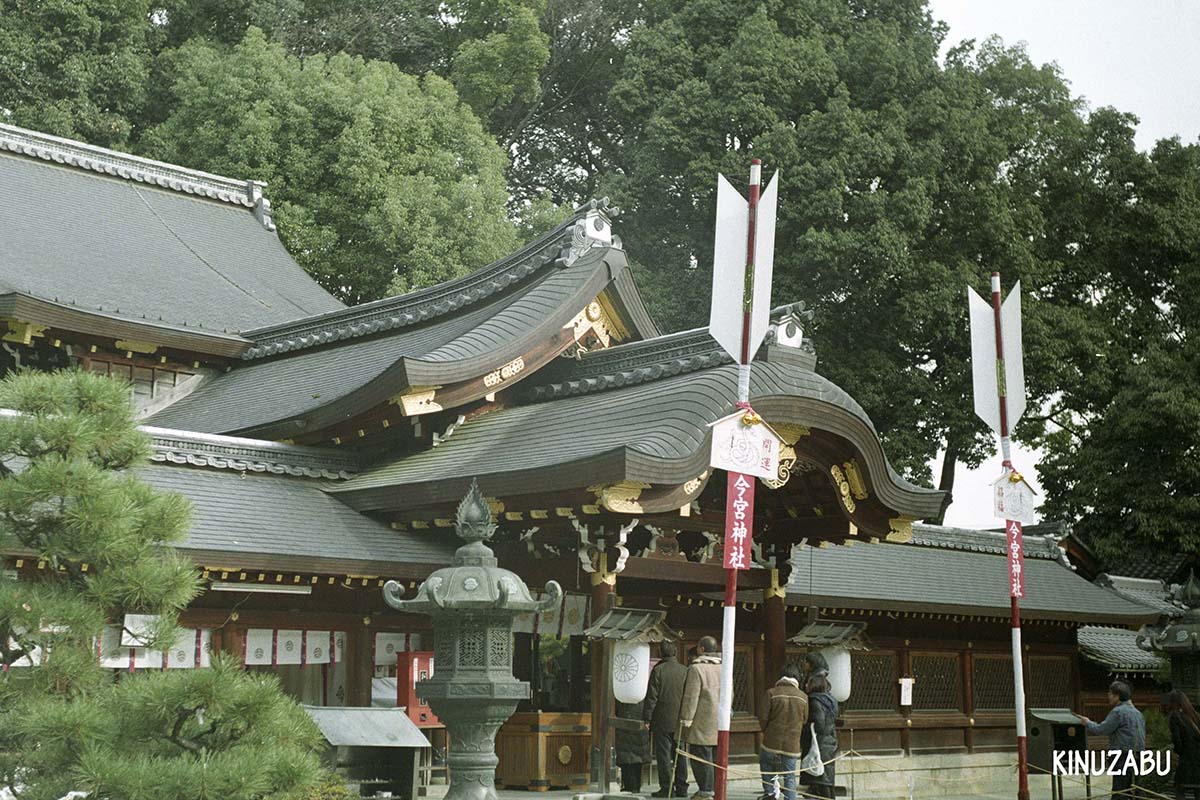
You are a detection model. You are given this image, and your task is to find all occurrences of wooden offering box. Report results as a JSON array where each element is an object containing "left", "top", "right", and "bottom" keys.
[{"left": 496, "top": 711, "right": 590, "bottom": 791}]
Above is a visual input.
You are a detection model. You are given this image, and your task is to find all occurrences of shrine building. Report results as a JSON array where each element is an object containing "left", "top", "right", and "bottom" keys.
[{"left": 0, "top": 123, "right": 1166, "bottom": 795}]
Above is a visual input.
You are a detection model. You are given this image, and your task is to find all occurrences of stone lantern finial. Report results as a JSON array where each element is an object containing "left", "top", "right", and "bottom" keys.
[
  {"left": 456, "top": 478, "right": 496, "bottom": 544},
  {"left": 1181, "top": 570, "right": 1200, "bottom": 612}
]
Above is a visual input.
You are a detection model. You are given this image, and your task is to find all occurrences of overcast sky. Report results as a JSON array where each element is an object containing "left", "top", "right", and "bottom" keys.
[{"left": 925, "top": 0, "right": 1200, "bottom": 527}]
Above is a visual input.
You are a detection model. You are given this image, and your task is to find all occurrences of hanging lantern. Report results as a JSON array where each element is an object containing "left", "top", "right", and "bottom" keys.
[
  {"left": 612, "top": 640, "right": 651, "bottom": 703},
  {"left": 818, "top": 646, "right": 852, "bottom": 703}
]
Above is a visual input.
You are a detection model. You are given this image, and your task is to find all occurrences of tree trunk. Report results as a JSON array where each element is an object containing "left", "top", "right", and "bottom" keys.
[{"left": 930, "top": 439, "right": 959, "bottom": 525}]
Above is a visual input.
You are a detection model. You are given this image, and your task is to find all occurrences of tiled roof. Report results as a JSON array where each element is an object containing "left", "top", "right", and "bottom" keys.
[
  {"left": 146, "top": 242, "right": 631, "bottom": 436},
  {"left": 1078, "top": 626, "right": 1163, "bottom": 674},
  {"left": 330, "top": 360, "right": 943, "bottom": 519},
  {"left": 0, "top": 133, "right": 342, "bottom": 334},
  {"left": 911, "top": 524, "right": 1067, "bottom": 562},
  {"left": 1095, "top": 574, "right": 1184, "bottom": 617},
  {"left": 786, "top": 541, "right": 1158, "bottom": 624},
  {"left": 144, "top": 425, "right": 357, "bottom": 480},
  {"left": 138, "top": 462, "right": 452, "bottom": 574},
  {"left": 240, "top": 200, "right": 641, "bottom": 359}
]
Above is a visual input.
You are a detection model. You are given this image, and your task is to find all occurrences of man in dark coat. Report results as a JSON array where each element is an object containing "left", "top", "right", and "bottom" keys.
[
  {"left": 615, "top": 700, "right": 651, "bottom": 793},
  {"left": 644, "top": 639, "right": 689, "bottom": 797}
]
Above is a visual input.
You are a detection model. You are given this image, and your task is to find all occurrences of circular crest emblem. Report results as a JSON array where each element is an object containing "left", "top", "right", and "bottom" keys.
[{"left": 613, "top": 652, "right": 639, "bottom": 683}]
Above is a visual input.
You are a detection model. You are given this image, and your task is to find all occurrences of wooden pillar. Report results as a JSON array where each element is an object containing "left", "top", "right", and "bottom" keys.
[
  {"left": 963, "top": 646, "right": 976, "bottom": 753},
  {"left": 221, "top": 623, "right": 245, "bottom": 662},
  {"left": 762, "top": 569, "right": 787, "bottom": 683},
  {"left": 589, "top": 552, "right": 614, "bottom": 790},
  {"left": 344, "top": 624, "right": 374, "bottom": 707},
  {"left": 570, "top": 634, "right": 587, "bottom": 710},
  {"left": 899, "top": 642, "right": 912, "bottom": 755}
]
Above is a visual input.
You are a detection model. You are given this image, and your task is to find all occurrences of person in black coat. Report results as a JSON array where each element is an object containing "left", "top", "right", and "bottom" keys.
[
  {"left": 799, "top": 673, "right": 838, "bottom": 799},
  {"left": 615, "top": 700, "right": 651, "bottom": 793},
  {"left": 1168, "top": 689, "right": 1200, "bottom": 800}
]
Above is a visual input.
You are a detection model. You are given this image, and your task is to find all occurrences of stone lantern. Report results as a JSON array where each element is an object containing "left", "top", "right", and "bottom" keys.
[
  {"left": 1139, "top": 571, "right": 1200, "bottom": 701},
  {"left": 383, "top": 480, "right": 561, "bottom": 800}
]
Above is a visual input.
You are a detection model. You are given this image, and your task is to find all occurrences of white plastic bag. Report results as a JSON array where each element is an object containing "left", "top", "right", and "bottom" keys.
[{"left": 800, "top": 723, "right": 825, "bottom": 777}]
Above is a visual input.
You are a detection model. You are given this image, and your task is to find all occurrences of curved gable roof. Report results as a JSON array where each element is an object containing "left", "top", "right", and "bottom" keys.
[{"left": 328, "top": 360, "right": 942, "bottom": 520}]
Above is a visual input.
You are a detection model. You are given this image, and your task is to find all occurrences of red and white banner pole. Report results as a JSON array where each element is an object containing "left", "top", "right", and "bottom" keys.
[
  {"left": 990, "top": 271, "right": 1031, "bottom": 800},
  {"left": 714, "top": 159, "right": 761, "bottom": 800}
]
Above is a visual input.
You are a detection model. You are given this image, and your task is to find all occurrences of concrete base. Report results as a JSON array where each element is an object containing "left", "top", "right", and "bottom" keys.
[{"left": 836, "top": 751, "right": 1096, "bottom": 799}]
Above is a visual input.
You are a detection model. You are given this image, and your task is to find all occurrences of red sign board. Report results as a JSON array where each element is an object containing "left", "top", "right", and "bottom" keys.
[
  {"left": 397, "top": 651, "right": 440, "bottom": 728},
  {"left": 1006, "top": 519, "right": 1025, "bottom": 599},
  {"left": 724, "top": 472, "right": 754, "bottom": 570}
]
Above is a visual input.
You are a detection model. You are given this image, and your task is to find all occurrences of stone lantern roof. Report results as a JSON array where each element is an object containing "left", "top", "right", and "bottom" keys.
[{"left": 1138, "top": 571, "right": 1200, "bottom": 656}]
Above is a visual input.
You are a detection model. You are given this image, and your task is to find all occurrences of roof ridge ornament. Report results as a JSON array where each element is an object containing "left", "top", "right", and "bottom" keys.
[{"left": 563, "top": 206, "right": 617, "bottom": 267}]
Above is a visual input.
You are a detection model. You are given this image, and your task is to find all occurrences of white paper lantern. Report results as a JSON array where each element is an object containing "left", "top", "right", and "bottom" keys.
[
  {"left": 612, "top": 640, "right": 650, "bottom": 703},
  {"left": 818, "top": 646, "right": 851, "bottom": 703}
]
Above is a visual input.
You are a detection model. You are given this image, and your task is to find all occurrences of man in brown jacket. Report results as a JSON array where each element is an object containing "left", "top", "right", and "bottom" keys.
[
  {"left": 758, "top": 664, "right": 808, "bottom": 800},
  {"left": 679, "top": 636, "right": 722, "bottom": 800},
  {"left": 644, "top": 640, "right": 689, "bottom": 797}
]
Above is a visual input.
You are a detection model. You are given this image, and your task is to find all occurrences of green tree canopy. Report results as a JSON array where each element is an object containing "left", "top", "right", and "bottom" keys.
[
  {"left": 0, "top": 0, "right": 153, "bottom": 147},
  {"left": 141, "top": 28, "right": 520, "bottom": 302},
  {"left": 0, "top": 371, "right": 326, "bottom": 799}
]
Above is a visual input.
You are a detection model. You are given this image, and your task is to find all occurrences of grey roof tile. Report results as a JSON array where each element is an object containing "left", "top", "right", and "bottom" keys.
[
  {"left": 1095, "top": 574, "right": 1184, "bottom": 617},
  {"left": 147, "top": 246, "right": 622, "bottom": 434},
  {"left": 138, "top": 463, "right": 452, "bottom": 571},
  {"left": 785, "top": 541, "right": 1157, "bottom": 624},
  {"left": 1078, "top": 626, "right": 1163, "bottom": 673},
  {"left": 911, "top": 523, "right": 1067, "bottom": 562},
  {"left": 331, "top": 361, "right": 943, "bottom": 519},
  {"left": 0, "top": 148, "right": 341, "bottom": 333}
]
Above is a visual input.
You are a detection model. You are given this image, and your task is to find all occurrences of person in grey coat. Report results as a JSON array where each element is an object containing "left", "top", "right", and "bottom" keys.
[
  {"left": 1081, "top": 680, "right": 1146, "bottom": 796},
  {"left": 799, "top": 673, "right": 838, "bottom": 799},
  {"left": 644, "top": 640, "right": 689, "bottom": 797},
  {"left": 679, "top": 636, "right": 722, "bottom": 800}
]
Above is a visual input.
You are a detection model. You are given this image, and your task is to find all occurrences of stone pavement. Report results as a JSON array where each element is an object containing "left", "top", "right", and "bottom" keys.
[{"left": 421, "top": 773, "right": 1110, "bottom": 800}]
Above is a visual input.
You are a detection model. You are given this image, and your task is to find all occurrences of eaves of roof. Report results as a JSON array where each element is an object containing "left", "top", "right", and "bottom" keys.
[
  {"left": 518, "top": 303, "right": 814, "bottom": 403},
  {"left": 0, "top": 292, "right": 252, "bottom": 358},
  {"left": 328, "top": 360, "right": 943, "bottom": 519},
  {"left": 785, "top": 542, "right": 1159, "bottom": 625},
  {"left": 146, "top": 244, "right": 628, "bottom": 436},
  {"left": 1078, "top": 626, "right": 1163, "bottom": 673}
]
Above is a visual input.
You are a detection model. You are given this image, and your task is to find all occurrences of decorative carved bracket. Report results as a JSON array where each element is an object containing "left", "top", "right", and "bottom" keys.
[
  {"left": 574, "top": 517, "right": 639, "bottom": 584},
  {"left": 644, "top": 525, "right": 687, "bottom": 561}
]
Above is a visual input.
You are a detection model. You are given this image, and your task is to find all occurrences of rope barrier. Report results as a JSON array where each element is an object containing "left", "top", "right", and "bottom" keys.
[
  {"left": 672, "top": 746, "right": 843, "bottom": 777},
  {"left": 671, "top": 741, "right": 1177, "bottom": 798},
  {"left": 1027, "top": 760, "right": 1177, "bottom": 800}
]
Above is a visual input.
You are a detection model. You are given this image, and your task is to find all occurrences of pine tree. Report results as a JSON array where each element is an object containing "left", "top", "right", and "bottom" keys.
[{"left": 0, "top": 370, "right": 326, "bottom": 800}]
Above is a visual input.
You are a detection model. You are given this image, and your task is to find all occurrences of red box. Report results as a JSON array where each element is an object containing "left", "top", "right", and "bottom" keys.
[{"left": 397, "top": 651, "right": 440, "bottom": 727}]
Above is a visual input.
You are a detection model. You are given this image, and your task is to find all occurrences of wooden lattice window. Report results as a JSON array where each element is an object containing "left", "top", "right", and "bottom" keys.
[
  {"left": 973, "top": 654, "right": 1015, "bottom": 711},
  {"left": 842, "top": 652, "right": 898, "bottom": 713},
  {"left": 911, "top": 652, "right": 961, "bottom": 712},
  {"left": 732, "top": 647, "right": 753, "bottom": 714},
  {"left": 1028, "top": 656, "right": 1073, "bottom": 709}
]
